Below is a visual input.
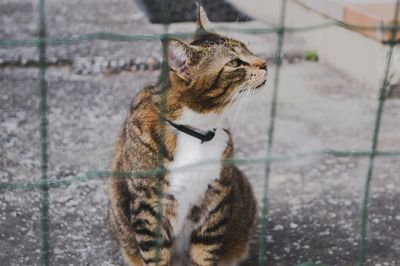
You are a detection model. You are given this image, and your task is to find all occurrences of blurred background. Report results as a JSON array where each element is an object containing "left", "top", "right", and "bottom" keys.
[{"left": 1, "top": 0, "right": 400, "bottom": 265}]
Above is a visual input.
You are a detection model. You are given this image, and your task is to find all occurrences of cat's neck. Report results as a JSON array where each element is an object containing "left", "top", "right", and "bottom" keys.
[{"left": 172, "top": 107, "right": 228, "bottom": 132}]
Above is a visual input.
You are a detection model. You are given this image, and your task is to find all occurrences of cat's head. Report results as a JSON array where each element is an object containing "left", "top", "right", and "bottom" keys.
[{"left": 164, "top": 4, "right": 267, "bottom": 114}]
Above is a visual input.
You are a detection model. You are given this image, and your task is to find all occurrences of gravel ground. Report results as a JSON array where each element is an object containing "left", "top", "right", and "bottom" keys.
[
  {"left": 1, "top": 0, "right": 400, "bottom": 266},
  {"left": 0, "top": 0, "right": 161, "bottom": 65},
  {"left": 1, "top": 62, "right": 400, "bottom": 266}
]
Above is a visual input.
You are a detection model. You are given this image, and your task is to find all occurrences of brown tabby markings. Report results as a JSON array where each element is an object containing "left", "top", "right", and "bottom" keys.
[{"left": 109, "top": 5, "right": 266, "bottom": 266}]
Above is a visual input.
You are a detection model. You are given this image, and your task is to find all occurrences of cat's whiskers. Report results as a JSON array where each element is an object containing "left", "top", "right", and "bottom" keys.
[
  {"left": 230, "top": 83, "right": 252, "bottom": 131},
  {"left": 230, "top": 89, "right": 246, "bottom": 128},
  {"left": 233, "top": 81, "right": 255, "bottom": 131},
  {"left": 240, "top": 85, "right": 254, "bottom": 126},
  {"left": 215, "top": 84, "right": 246, "bottom": 128},
  {"left": 235, "top": 86, "right": 251, "bottom": 128},
  {"left": 214, "top": 84, "right": 245, "bottom": 127},
  {"left": 215, "top": 85, "right": 242, "bottom": 114}
]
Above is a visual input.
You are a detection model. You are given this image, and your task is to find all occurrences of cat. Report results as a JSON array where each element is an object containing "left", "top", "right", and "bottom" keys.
[{"left": 109, "top": 4, "right": 267, "bottom": 266}]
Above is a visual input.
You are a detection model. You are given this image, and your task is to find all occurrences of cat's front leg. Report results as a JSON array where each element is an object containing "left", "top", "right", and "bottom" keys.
[
  {"left": 132, "top": 199, "right": 173, "bottom": 266},
  {"left": 189, "top": 198, "right": 230, "bottom": 266},
  {"left": 190, "top": 236, "right": 223, "bottom": 266}
]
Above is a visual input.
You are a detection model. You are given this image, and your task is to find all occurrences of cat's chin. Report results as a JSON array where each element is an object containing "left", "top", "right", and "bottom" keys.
[{"left": 256, "top": 79, "right": 267, "bottom": 88}]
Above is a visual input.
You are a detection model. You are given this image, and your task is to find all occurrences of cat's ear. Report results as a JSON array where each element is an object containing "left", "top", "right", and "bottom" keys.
[
  {"left": 194, "top": 2, "right": 218, "bottom": 40},
  {"left": 164, "top": 39, "right": 198, "bottom": 82},
  {"left": 195, "top": 1, "right": 211, "bottom": 32}
]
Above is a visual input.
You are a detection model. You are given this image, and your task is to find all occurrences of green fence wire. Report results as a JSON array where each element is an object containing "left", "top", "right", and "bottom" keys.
[
  {"left": 1, "top": 150, "right": 400, "bottom": 191},
  {"left": 0, "top": 24, "right": 399, "bottom": 48},
  {"left": 359, "top": 2, "right": 400, "bottom": 266},
  {"left": 36, "top": 0, "right": 50, "bottom": 265},
  {"left": 154, "top": 0, "right": 171, "bottom": 263},
  {"left": 1, "top": 0, "right": 400, "bottom": 265},
  {"left": 259, "top": 0, "right": 287, "bottom": 265}
]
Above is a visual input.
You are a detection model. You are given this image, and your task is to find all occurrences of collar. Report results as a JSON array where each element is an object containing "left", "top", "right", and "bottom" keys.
[{"left": 166, "top": 119, "right": 216, "bottom": 143}]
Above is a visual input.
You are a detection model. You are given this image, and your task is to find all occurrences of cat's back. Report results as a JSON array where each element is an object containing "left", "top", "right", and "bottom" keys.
[
  {"left": 128, "top": 85, "right": 159, "bottom": 116},
  {"left": 112, "top": 85, "right": 161, "bottom": 172}
]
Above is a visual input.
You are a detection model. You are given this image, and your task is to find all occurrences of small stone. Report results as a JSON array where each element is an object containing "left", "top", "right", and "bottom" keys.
[
  {"left": 65, "top": 200, "right": 77, "bottom": 207},
  {"left": 372, "top": 218, "right": 379, "bottom": 224},
  {"left": 110, "top": 60, "right": 118, "bottom": 68},
  {"left": 273, "top": 224, "right": 284, "bottom": 231},
  {"left": 54, "top": 248, "right": 63, "bottom": 254},
  {"left": 146, "top": 57, "right": 160, "bottom": 70},
  {"left": 325, "top": 159, "right": 336, "bottom": 164},
  {"left": 20, "top": 57, "right": 28, "bottom": 66},
  {"left": 385, "top": 183, "right": 394, "bottom": 190},
  {"left": 2, "top": 120, "right": 18, "bottom": 134},
  {"left": 123, "top": 59, "right": 134, "bottom": 70},
  {"left": 130, "top": 64, "right": 138, "bottom": 71},
  {"left": 118, "top": 58, "right": 126, "bottom": 68},
  {"left": 57, "top": 195, "right": 71, "bottom": 203},
  {"left": 290, "top": 223, "right": 298, "bottom": 229},
  {"left": 101, "top": 60, "right": 109, "bottom": 69}
]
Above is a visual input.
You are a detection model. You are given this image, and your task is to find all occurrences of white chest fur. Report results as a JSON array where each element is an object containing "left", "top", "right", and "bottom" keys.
[{"left": 168, "top": 109, "right": 229, "bottom": 237}]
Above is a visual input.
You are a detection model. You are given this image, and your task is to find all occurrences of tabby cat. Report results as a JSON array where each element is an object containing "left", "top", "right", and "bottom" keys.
[{"left": 109, "top": 5, "right": 267, "bottom": 266}]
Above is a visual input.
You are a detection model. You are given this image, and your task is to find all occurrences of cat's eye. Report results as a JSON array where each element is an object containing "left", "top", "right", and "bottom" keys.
[{"left": 226, "top": 59, "right": 247, "bottom": 67}]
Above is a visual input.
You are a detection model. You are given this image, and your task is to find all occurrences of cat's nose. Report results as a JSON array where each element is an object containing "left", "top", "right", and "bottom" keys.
[{"left": 254, "top": 59, "right": 267, "bottom": 71}]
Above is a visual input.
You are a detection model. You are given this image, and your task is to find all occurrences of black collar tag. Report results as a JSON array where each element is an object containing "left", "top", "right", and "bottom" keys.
[{"left": 167, "top": 119, "right": 216, "bottom": 143}]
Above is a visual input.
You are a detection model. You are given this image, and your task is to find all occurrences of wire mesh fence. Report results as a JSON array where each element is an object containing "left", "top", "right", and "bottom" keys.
[{"left": 0, "top": 0, "right": 400, "bottom": 265}]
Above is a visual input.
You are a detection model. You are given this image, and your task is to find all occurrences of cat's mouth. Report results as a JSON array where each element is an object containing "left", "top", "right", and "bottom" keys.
[
  {"left": 238, "top": 79, "right": 267, "bottom": 93},
  {"left": 256, "top": 79, "right": 267, "bottom": 88}
]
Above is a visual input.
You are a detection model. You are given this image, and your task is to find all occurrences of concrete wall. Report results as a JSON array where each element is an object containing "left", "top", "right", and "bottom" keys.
[{"left": 227, "top": 0, "right": 393, "bottom": 90}]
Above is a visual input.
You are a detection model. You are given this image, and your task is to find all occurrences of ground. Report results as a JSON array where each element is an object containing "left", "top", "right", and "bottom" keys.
[{"left": 1, "top": 0, "right": 400, "bottom": 266}]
